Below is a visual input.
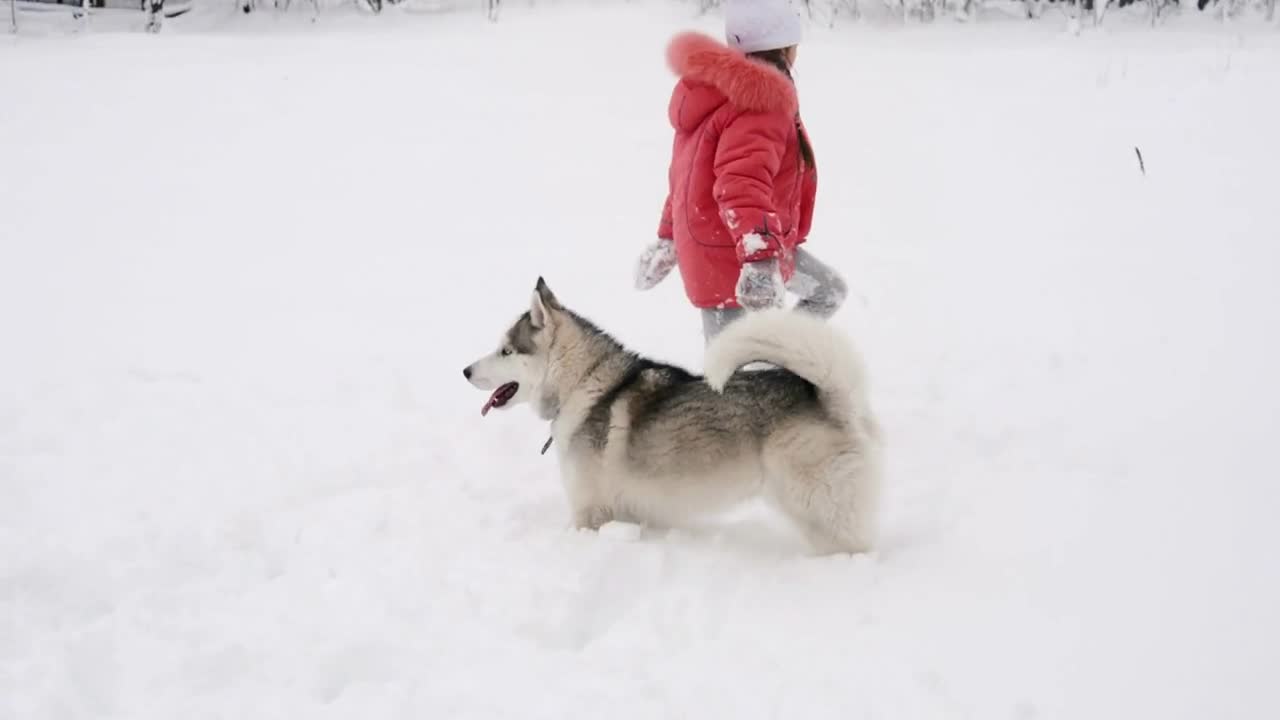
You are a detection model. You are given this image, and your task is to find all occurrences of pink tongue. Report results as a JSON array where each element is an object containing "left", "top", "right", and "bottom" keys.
[
  {"left": 481, "top": 391, "right": 500, "bottom": 417},
  {"left": 480, "top": 382, "right": 517, "bottom": 417}
]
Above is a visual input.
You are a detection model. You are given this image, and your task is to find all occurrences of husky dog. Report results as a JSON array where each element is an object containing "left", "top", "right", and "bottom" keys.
[{"left": 463, "top": 279, "right": 883, "bottom": 554}]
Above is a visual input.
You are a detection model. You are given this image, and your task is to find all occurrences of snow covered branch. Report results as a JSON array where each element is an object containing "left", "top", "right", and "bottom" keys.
[{"left": 9, "top": 0, "right": 1280, "bottom": 32}]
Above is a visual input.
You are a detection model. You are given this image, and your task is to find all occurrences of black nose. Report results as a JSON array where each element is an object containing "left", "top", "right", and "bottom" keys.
[{"left": 463, "top": 366, "right": 472, "bottom": 380}]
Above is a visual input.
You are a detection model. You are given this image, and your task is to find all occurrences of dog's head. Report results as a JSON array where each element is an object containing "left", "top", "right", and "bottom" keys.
[{"left": 463, "top": 277, "right": 562, "bottom": 416}]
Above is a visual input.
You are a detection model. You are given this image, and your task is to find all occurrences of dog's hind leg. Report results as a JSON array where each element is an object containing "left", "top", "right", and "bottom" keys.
[{"left": 765, "top": 436, "right": 880, "bottom": 555}]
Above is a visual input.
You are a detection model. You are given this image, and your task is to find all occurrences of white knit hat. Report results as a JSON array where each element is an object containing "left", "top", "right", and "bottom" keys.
[{"left": 724, "top": 0, "right": 803, "bottom": 54}]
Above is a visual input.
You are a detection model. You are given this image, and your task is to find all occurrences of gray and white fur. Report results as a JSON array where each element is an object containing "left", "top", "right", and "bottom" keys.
[{"left": 464, "top": 278, "right": 882, "bottom": 554}]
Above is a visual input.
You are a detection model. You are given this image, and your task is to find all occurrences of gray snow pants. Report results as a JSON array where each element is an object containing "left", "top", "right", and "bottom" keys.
[{"left": 700, "top": 248, "right": 848, "bottom": 344}]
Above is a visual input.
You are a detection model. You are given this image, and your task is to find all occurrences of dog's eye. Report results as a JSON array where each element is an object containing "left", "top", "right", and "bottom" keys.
[{"left": 500, "top": 348, "right": 513, "bottom": 357}]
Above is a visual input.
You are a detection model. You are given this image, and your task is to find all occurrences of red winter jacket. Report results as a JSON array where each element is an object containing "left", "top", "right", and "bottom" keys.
[{"left": 658, "top": 32, "right": 818, "bottom": 309}]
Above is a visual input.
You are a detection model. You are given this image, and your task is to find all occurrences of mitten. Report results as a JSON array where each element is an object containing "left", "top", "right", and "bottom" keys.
[
  {"left": 735, "top": 258, "right": 785, "bottom": 310},
  {"left": 634, "top": 238, "right": 678, "bottom": 291}
]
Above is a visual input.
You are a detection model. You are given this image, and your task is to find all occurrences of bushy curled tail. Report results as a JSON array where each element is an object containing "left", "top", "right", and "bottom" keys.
[{"left": 703, "top": 309, "right": 869, "bottom": 423}]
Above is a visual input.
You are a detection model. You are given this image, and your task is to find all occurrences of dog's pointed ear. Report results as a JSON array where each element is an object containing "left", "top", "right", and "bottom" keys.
[
  {"left": 530, "top": 277, "right": 560, "bottom": 329},
  {"left": 535, "top": 277, "right": 560, "bottom": 308}
]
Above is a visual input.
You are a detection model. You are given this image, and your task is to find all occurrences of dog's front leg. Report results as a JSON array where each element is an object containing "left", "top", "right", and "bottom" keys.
[
  {"left": 561, "top": 460, "right": 612, "bottom": 530},
  {"left": 572, "top": 504, "right": 615, "bottom": 531}
]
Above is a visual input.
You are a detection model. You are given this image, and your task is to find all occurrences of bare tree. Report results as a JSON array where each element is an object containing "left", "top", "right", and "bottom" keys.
[
  {"left": 9, "top": 0, "right": 16, "bottom": 33},
  {"left": 1094, "top": 0, "right": 1111, "bottom": 25},
  {"left": 273, "top": 0, "right": 320, "bottom": 19},
  {"left": 146, "top": 0, "right": 163, "bottom": 32},
  {"left": 1267, "top": 0, "right": 1275, "bottom": 21},
  {"left": 797, "top": 0, "right": 859, "bottom": 26},
  {"left": 1149, "top": 0, "right": 1167, "bottom": 25},
  {"left": 1063, "top": 0, "right": 1083, "bottom": 34}
]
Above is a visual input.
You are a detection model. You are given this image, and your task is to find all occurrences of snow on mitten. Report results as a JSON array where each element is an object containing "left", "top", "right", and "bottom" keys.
[
  {"left": 634, "top": 238, "right": 678, "bottom": 291},
  {"left": 736, "top": 258, "right": 785, "bottom": 310}
]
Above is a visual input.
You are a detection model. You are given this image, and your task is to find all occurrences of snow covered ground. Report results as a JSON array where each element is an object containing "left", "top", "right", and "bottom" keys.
[{"left": 3, "top": 4, "right": 1280, "bottom": 718}]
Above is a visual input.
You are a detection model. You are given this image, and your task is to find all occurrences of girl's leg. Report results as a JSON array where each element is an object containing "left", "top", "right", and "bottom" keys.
[
  {"left": 701, "top": 307, "right": 745, "bottom": 345},
  {"left": 702, "top": 306, "right": 772, "bottom": 372},
  {"left": 789, "top": 248, "right": 848, "bottom": 319}
]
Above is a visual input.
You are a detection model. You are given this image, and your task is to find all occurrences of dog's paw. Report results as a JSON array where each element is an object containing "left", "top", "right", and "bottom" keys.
[{"left": 573, "top": 506, "right": 614, "bottom": 531}]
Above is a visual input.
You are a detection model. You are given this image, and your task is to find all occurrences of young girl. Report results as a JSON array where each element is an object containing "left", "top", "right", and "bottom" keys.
[{"left": 635, "top": 0, "right": 847, "bottom": 342}]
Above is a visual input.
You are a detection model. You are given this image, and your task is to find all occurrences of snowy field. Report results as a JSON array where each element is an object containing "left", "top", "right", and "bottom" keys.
[{"left": 3, "top": 4, "right": 1280, "bottom": 718}]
